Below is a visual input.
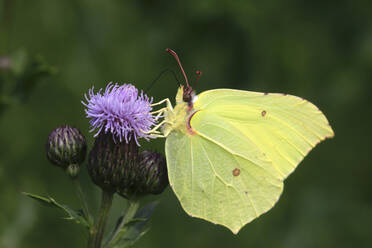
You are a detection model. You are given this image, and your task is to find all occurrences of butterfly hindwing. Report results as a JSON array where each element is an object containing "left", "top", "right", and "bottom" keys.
[{"left": 165, "top": 128, "right": 283, "bottom": 234}]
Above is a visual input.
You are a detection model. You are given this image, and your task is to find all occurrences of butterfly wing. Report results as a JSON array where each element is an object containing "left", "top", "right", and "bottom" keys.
[
  {"left": 165, "top": 130, "right": 283, "bottom": 234},
  {"left": 192, "top": 89, "right": 334, "bottom": 179}
]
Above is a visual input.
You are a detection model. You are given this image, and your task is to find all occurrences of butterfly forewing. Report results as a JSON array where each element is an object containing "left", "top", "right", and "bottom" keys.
[{"left": 193, "top": 89, "right": 334, "bottom": 179}]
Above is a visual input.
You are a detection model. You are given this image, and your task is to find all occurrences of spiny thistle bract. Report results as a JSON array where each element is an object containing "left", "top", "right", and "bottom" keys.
[
  {"left": 46, "top": 125, "right": 87, "bottom": 174},
  {"left": 134, "top": 150, "right": 168, "bottom": 195},
  {"left": 87, "top": 133, "right": 139, "bottom": 193}
]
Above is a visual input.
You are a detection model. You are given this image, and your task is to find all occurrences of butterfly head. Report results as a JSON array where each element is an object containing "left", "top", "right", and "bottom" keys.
[
  {"left": 166, "top": 48, "right": 201, "bottom": 107},
  {"left": 182, "top": 85, "right": 194, "bottom": 103}
]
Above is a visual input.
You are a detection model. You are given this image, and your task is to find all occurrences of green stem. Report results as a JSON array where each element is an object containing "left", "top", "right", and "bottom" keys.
[
  {"left": 104, "top": 199, "right": 140, "bottom": 248},
  {"left": 88, "top": 190, "right": 114, "bottom": 248},
  {"left": 72, "top": 177, "right": 93, "bottom": 226}
]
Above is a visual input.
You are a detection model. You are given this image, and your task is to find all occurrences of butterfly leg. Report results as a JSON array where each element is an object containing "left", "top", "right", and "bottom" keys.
[
  {"left": 151, "top": 98, "right": 173, "bottom": 111},
  {"left": 154, "top": 112, "right": 165, "bottom": 120},
  {"left": 151, "top": 100, "right": 175, "bottom": 121},
  {"left": 143, "top": 120, "right": 172, "bottom": 135},
  {"left": 151, "top": 107, "right": 167, "bottom": 115},
  {"left": 148, "top": 133, "right": 166, "bottom": 138}
]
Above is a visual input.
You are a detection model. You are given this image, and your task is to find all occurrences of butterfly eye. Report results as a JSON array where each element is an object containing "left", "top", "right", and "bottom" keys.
[
  {"left": 182, "top": 85, "right": 191, "bottom": 102},
  {"left": 183, "top": 95, "right": 191, "bottom": 102}
]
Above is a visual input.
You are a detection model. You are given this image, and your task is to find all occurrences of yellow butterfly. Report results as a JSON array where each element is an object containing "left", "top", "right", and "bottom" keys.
[{"left": 148, "top": 49, "right": 334, "bottom": 234}]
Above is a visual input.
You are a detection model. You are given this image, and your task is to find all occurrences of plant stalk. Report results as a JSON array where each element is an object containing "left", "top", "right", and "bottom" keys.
[
  {"left": 88, "top": 190, "right": 114, "bottom": 248},
  {"left": 104, "top": 199, "right": 140, "bottom": 248},
  {"left": 72, "top": 177, "right": 93, "bottom": 225}
]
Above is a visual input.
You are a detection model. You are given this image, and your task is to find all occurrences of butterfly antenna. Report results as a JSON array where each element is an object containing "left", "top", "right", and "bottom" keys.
[
  {"left": 165, "top": 48, "right": 189, "bottom": 87},
  {"left": 144, "top": 68, "right": 180, "bottom": 93},
  {"left": 194, "top": 70, "right": 202, "bottom": 88}
]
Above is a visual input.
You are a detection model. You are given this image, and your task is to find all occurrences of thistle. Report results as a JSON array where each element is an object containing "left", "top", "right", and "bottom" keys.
[
  {"left": 138, "top": 150, "right": 168, "bottom": 195},
  {"left": 26, "top": 82, "right": 166, "bottom": 248},
  {"left": 118, "top": 150, "right": 168, "bottom": 197},
  {"left": 83, "top": 83, "right": 158, "bottom": 193},
  {"left": 46, "top": 125, "right": 87, "bottom": 178},
  {"left": 87, "top": 132, "right": 139, "bottom": 193},
  {"left": 83, "top": 83, "right": 162, "bottom": 248},
  {"left": 82, "top": 83, "right": 156, "bottom": 145}
]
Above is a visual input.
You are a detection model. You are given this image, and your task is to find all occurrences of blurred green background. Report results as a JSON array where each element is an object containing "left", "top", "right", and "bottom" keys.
[{"left": 1, "top": 0, "right": 371, "bottom": 247}]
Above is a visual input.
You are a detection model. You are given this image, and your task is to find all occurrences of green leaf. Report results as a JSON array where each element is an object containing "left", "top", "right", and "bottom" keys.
[
  {"left": 108, "top": 201, "right": 158, "bottom": 248},
  {"left": 112, "top": 228, "right": 149, "bottom": 248},
  {"left": 124, "top": 218, "right": 147, "bottom": 225},
  {"left": 22, "top": 192, "right": 90, "bottom": 229}
]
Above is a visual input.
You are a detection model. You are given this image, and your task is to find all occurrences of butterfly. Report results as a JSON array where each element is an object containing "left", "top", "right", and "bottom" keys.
[{"left": 148, "top": 48, "right": 334, "bottom": 234}]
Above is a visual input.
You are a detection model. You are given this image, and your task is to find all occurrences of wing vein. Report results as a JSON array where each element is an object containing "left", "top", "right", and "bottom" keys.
[
  {"left": 199, "top": 141, "right": 227, "bottom": 223},
  {"left": 221, "top": 119, "right": 304, "bottom": 166},
  {"left": 199, "top": 142, "right": 230, "bottom": 186},
  {"left": 196, "top": 126, "right": 281, "bottom": 178},
  {"left": 270, "top": 112, "right": 323, "bottom": 143}
]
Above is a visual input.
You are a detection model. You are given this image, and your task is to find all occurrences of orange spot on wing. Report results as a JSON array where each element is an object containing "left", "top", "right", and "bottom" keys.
[{"left": 232, "top": 168, "right": 240, "bottom": 176}]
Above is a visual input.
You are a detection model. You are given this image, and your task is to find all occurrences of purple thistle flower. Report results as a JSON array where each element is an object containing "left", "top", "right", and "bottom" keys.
[{"left": 82, "top": 83, "right": 155, "bottom": 145}]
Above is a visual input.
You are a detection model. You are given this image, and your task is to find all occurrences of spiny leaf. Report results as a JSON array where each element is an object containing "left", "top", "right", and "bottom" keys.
[{"left": 22, "top": 192, "right": 90, "bottom": 229}]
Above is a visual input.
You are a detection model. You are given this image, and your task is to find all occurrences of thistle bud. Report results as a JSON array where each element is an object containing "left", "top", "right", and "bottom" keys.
[
  {"left": 46, "top": 125, "right": 87, "bottom": 171},
  {"left": 87, "top": 133, "right": 139, "bottom": 193},
  {"left": 116, "top": 150, "right": 168, "bottom": 198},
  {"left": 137, "top": 150, "right": 168, "bottom": 195}
]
